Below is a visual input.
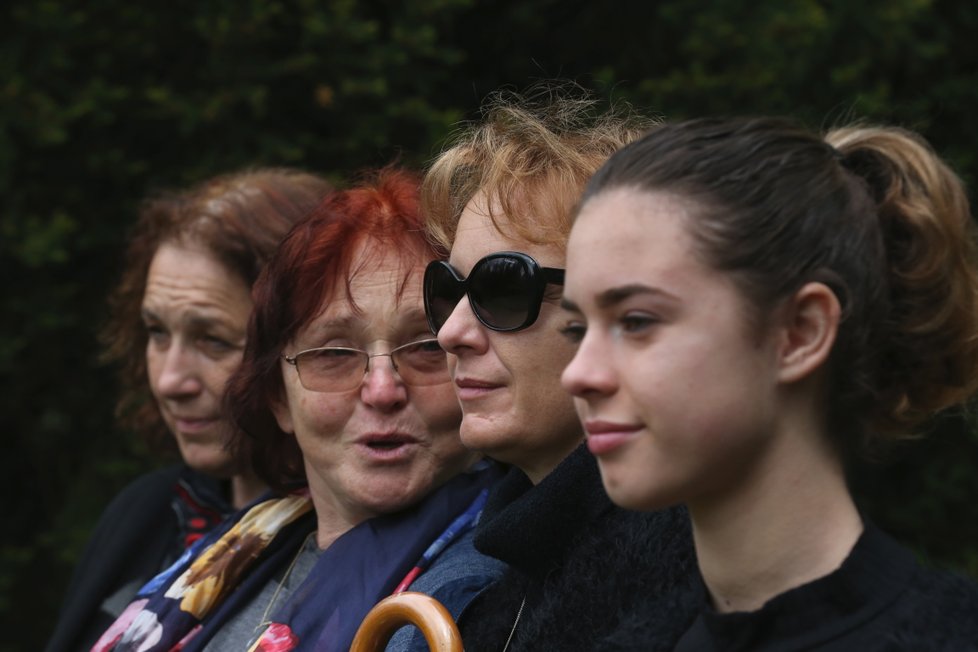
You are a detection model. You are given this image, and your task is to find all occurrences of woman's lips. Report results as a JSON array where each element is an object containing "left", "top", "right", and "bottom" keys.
[
  {"left": 356, "top": 433, "right": 420, "bottom": 462},
  {"left": 584, "top": 420, "right": 643, "bottom": 456},
  {"left": 174, "top": 417, "right": 218, "bottom": 435},
  {"left": 453, "top": 377, "right": 502, "bottom": 401}
]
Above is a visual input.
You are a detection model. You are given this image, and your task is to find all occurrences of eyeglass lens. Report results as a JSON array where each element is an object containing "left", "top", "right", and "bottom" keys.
[
  {"left": 425, "top": 269, "right": 466, "bottom": 334},
  {"left": 469, "top": 257, "right": 535, "bottom": 329},
  {"left": 426, "top": 255, "right": 537, "bottom": 333},
  {"left": 294, "top": 340, "right": 448, "bottom": 392}
]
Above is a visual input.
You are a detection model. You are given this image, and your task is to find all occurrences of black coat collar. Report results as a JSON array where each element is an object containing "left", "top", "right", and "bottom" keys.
[{"left": 474, "top": 443, "right": 613, "bottom": 577}]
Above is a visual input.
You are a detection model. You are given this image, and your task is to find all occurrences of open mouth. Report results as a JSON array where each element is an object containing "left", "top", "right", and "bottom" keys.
[
  {"left": 367, "top": 440, "right": 405, "bottom": 450},
  {"left": 358, "top": 433, "right": 419, "bottom": 459}
]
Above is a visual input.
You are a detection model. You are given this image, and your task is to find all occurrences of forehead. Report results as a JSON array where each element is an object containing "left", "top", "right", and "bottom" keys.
[
  {"left": 566, "top": 189, "right": 703, "bottom": 294},
  {"left": 148, "top": 241, "right": 232, "bottom": 279},
  {"left": 301, "top": 241, "right": 428, "bottom": 336},
  {"left": 143, "top": 242, "right": 250, "bottom": 309},
  {"left": 345, "top": 245, "right": 424, "bottom": 300},
  {"left": 450, "top": 191, "right": 565, "bottom": 273}
]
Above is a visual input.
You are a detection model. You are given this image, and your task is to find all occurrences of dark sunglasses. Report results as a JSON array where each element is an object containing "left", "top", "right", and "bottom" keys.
[{"left": 424, "top": 251, "right": 565, "bottom": 334}]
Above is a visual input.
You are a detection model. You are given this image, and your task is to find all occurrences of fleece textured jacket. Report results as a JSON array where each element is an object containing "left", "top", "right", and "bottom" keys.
[{"left": 458, "top": 444, "right": 699, "bottom": 652}]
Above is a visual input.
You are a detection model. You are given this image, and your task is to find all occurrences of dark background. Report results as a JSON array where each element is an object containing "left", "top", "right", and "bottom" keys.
[{"left": 4, "top": 2, "right": 978, "bottom": 650}]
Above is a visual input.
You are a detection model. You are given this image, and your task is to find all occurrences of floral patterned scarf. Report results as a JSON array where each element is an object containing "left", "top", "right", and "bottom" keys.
[
  {"left": 250, "top": 466, "right": 496, "bottom": 652},
  {"left": 91, "top": 463, "right": 500, "bottom": 652},
  {"left": 91, "top": 491, "right": 315, "bottom": 651}
]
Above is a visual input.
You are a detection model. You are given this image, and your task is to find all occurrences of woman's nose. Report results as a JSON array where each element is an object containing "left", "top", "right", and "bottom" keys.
[
  {"left": 360, "top": 354, "right": 408, "bottom": 412},
  {"left": 436, "top": 296, "right": 488, "bottom": 356},
  {"left": 561, "top": 334, "right": 618, "bottom": 398},
  {"left": 153, "top": 343, "right": 204, "bottom": 399}
]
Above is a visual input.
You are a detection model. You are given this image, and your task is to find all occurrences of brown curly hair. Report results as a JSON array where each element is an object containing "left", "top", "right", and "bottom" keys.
[{"left": 101, "top": 168, "right": 331, "bottom": 451}]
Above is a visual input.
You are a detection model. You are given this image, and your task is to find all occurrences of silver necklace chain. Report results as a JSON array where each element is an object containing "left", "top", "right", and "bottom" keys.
[
  {"left": 501, "top": 594, "right": 527, "bottom": 652},
  {"left": 254, "top": 531, "right": 317, "bottom": 634}
]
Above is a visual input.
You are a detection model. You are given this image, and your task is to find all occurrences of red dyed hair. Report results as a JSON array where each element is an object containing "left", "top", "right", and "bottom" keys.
[{"left": 226, "top": 167, "right": 435, "bottom": 490}]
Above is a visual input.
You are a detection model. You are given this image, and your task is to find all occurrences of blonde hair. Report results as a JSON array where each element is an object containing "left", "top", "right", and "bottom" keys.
[{"left": 422, "top": 84, "right": 657, "bottom": 252}]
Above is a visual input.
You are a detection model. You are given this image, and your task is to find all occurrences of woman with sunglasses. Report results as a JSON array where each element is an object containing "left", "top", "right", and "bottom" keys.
[
  {"left": 422, "top": 90, "right": 697, "bottom": 651},
  {"left": 90, "top": 168, "right": 503, "bottom": 652},
  {"left": 562, "top": 117, "right": 978, "bottom": 650}
]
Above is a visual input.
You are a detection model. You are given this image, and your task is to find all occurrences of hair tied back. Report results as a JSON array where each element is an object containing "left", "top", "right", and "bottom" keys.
[{"left": 833, "top": 147, "right": 889, "bottom": 205}]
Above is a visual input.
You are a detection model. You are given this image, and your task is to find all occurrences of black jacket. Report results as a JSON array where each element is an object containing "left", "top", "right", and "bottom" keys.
[
  {"left": 458, "top": 444, "right": 698, "bottom": 652},
  {"left": 45, "top": 465, "right": 229, "bottom": 652}
]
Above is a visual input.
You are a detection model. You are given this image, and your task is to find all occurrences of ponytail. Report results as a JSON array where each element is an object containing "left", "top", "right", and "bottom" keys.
[
  {"left": 582, "top": 116, "right": 978, "bottom": 454},
  {"left": 827, "top": 126, "right": 978, "bottom": 434}
]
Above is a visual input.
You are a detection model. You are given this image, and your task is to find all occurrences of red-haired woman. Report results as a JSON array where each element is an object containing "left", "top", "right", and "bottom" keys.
[{"left": 89, "top": 168, "right": 503, "bottom": 652}]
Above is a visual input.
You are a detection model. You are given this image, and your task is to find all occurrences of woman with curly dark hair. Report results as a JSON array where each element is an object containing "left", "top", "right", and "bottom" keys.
[{"left": 47, "top": 168, "right": 329, "bottom": 652}]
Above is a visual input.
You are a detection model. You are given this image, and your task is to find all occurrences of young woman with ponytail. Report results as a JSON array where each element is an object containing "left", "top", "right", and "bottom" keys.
[{"left": 560, "top": 117, "right": 978, "bottom": 650}]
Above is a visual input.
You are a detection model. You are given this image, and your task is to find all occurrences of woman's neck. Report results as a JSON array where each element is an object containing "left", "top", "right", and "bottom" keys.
[
  {"left": 304, "top": 475, "right": 378, "bottom": 550},
  {"left": 521, "top": 431, "right": 585, "bottom": 485},
  {"left": 229, "top": 470, "right": 267, "bottom": 509},
  {"left": 689, "top": 423, "right": 863, "bottom": 614}
]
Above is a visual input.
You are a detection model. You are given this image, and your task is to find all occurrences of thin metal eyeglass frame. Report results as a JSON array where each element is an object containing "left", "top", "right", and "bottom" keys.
[{"left": 282, "top": 338, "right": 446, "bottom": 392}]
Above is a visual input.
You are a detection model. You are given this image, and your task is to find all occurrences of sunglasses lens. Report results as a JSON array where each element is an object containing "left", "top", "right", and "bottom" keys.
[
  {"left": 425, "top": 263, "right": 465, "bottom": 333},
  {"left": 469, "top": 256, "right": 535, "bottom": 330}
]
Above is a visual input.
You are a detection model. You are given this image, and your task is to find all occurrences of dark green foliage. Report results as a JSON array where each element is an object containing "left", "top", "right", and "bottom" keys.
[{"left": 3, "top": 1, "right": 978, "bottom": 650}]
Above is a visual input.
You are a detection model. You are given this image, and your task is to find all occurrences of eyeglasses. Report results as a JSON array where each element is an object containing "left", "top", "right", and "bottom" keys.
[
  {"left": 282, "top": 339, "right": 449, "bottom": 393},
  {"left": 423, "top": 251, "right": 565, "bottom": 334}
]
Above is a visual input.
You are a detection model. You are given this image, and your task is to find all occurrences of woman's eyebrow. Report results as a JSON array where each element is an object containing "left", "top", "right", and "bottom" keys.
[{"left": 564, "top": 284, "right": 678, "bottom": 312}]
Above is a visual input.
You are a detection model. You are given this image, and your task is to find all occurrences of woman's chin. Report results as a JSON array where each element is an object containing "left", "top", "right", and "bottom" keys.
[
  {"left": 346, "top": 476, "right": 437, "bottom": 516},
  {"left": 599, "top": 466, "right": 676, "bottom": 512},
  {"left": 181, "top": 448, "right": 237, "bottom": 479},
  {"left": 459, "top": 418, "right": 514, "bottom": 458}
]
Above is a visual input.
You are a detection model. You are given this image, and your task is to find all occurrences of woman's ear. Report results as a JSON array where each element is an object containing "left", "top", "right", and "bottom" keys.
[
  {"left": 776, "top": 282, "right": 841, "bottom": 384},
  {"left": 271, "top": 394, "right": 294, "bottom": 434}
]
